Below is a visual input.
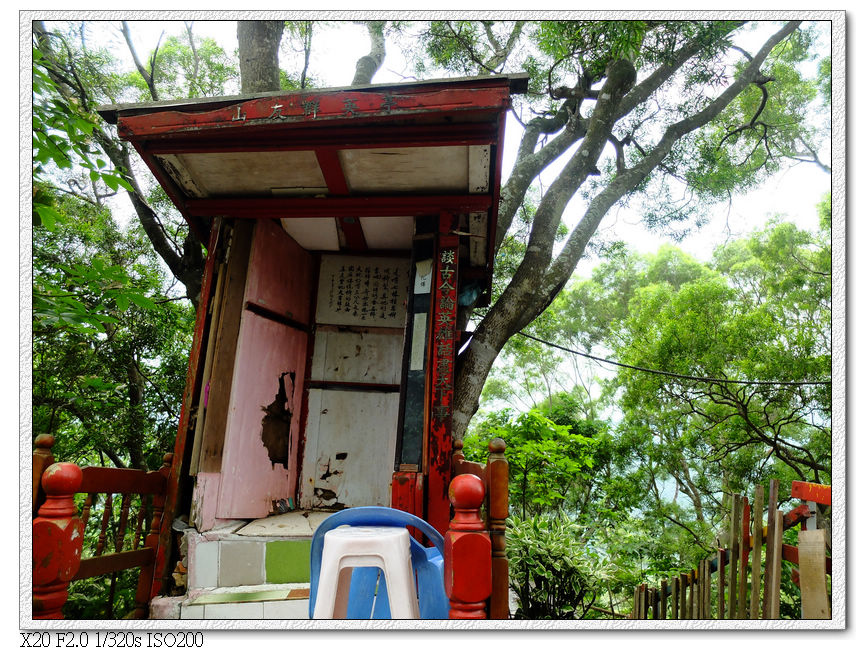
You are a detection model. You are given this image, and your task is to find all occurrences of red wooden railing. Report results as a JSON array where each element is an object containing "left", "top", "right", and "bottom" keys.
[
  {"left": 445, "top": 437, "right": 509, "bottom": 619},
  {"left": 32, "top": 436, "right": 172, "bottom": 620}
]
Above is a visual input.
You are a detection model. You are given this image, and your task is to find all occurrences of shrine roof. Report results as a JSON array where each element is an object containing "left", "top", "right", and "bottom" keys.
[{"left": 98, "top": 74, "right": 528, "bottom": 301}]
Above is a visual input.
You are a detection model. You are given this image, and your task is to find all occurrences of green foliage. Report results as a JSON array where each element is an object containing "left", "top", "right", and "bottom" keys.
[
  {"left": 123, "top": 32, "right": 237, "bottom": 100},
  {"left": 33, "top": 46, "right": 132, "bottom": 230},
  {"left": 33, "top": 185, "right": 193, "bottom": 469},
  {"left": 507, "top": 514, "right": 608, "bottom": 619},
  {"left": 466, "top": 408, "right": 600, "bottom": 518}
]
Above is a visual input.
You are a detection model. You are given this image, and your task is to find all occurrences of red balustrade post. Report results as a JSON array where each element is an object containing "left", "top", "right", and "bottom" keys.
[
  {"left": 487, "top": 438, "right": 509, "bottom": 619},
  {"left": 444, "top": 474, "right": 491, "bottom": 619},
  {"left": 32, "top": 462, "right": 84, "bottom": 619}
]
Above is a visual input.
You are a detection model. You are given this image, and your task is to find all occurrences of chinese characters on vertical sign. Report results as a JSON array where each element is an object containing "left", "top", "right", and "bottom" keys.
[{"left": 431, "top": 247, "right": 458, "bottom": 424}]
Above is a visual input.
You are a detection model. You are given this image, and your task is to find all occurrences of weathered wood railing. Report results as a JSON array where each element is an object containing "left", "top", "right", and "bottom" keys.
[
  {"left": 629, "top": 480, "right": 831, "bottom": 620},
  {"left": 444, "top": 437, "right": 509, "bottom": 619},
  {"left": 32, "top": 435, "right": 172, "bottom": 619}
]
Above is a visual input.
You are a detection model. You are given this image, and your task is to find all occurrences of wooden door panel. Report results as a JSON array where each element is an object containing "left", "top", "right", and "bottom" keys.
[
  {"left": 216, "top": 311, "right": 307, "bottom": 519},
  {"left": 300, "top": 389, "right": 399, "bottom": 509}
]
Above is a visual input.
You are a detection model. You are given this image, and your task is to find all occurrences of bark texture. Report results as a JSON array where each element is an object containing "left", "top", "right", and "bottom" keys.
[{"left": 238, "top": 21, "right": 284, "bottom": 93}]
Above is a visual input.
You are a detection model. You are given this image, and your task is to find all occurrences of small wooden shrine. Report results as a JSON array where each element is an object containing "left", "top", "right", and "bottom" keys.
[{"left": 94, "top": 73, "right": 527, "bottom": 608}]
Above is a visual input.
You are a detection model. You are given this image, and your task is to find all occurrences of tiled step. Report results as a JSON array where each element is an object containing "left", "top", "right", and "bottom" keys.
[
  {"left": 178, "top": 584, "right": 311, "bottom": 620},
  {"left": 186, "top": 512, "right": 331, "bottom": 589}
]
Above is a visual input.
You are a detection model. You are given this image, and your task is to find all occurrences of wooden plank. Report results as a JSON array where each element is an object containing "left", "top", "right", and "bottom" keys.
[
  {"left": 391, "top": 470, "right": 424, "bottom": 544},
  {"left": 300, "top": 389, "right": 400, "bottom": 509},
  {"left": 198, "top": 220, "right": 254, "bottom": 473},
  {"left": 310, "top": 329, "right": 404, "bottom": 385},
  {"left": 142, "top": 121, "right": 502, "bottom": 156},
  {"left": 671, "top": 576, "right": 678, "bottom": 619},
  {"left": 73, "top": 548, "right": 154, "bottom": 581},
  {"left": 686, "top": 572, "right": 693, "bottom": 620},
  {"left": 118, "top": 85, "right": 512, "bottom": 138},
  {"left": 314, "top": 254, "right": 410, "bottom": 328},
  {"left": 215, "top": 313, "right": 309, "bottom": 518},
  {"left": 768, "top": 510, "right": 783, "bottom": 618},
  {"left": 660, "top": 579, "right": 668, "bottom": 620},
  {"left": 798, "top": 528, "right": 830, "bottom": 619},
  {"left": 185, "top": 194, "right": 492, "bottom": 220},
  {"left": 738, "top": 498, "right": 749, "bottom": 618},
  {"left": 762, "top": 480, "right": 779, "bottom": 619},
  {"left": 729, "top": 494, "right": 740, "bottom": 619},
  {"left": 244, "top": 219, "right": 314, "bottom": 327},
  {"left": 79, "top": 467, "right": 166, "bottom": 496},
  {"left": 717, "top": 547, "right": 725, "bottom": 619},
  {"left": 680, "top": 573, "right": 688, "bottom": 620},
  {"left": 791, "top": 481, "right": 831, "bottom": 506},
  {"left": 750, "top": 485, "right": 764, "bottom": 619},
  {"left": 189, "top": 250, "right": 228, "bottom": 475},
  {"left": 781, "top": 543, "right": 832, "bottom": 574}
]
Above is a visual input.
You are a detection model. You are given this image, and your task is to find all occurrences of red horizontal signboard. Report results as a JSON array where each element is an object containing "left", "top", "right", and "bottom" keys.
[{"left": 118, "top": 86, "right": 511, "bottom": 140}]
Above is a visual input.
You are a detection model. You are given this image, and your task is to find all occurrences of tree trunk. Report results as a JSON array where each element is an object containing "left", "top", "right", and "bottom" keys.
[
  {"left": 351, "top": 21, "right": 386, "bottom": 85},
  {"left": 238, "top": 21, "right": 284, "bottom": 93}
]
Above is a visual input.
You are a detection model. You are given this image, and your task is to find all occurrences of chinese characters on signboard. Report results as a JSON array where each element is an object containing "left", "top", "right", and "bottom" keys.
[
  {"left": 316, "top": 255, "right": 410, "bottom": 328},
  {"left": 431, "top": 248, "right": 458, "bottom": 423}
]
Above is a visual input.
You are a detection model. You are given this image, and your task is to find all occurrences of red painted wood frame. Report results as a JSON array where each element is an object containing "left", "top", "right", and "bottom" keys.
[
  {"left": 151, "top": 222, "right": 219, "bottom": 598},
  {"left": 116, "top": 85, "right": 512, "bottom": 141},
  {"left": 791, "top": 480, "right": 831, "bottom": 506},
  {"left": 426, "top": 219, "right": 459, "bottom": 536}
]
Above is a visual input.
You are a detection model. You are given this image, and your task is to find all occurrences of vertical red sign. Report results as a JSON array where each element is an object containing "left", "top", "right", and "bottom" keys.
[{"left": 427, "top": 235, "right": 459, "bottom": 535}]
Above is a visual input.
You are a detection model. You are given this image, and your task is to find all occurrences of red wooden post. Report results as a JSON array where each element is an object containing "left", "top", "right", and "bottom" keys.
[
  {"left": 444, "top": 474, "right": 491, "bottom": 619},
  {"left": 487, "top": 438, "right": 509, "bottom": 619},
  {"left": 32, "top": 463, "right": 84, "bottom": 619},
  {"left": 33, "top": 434, "right": 55, "bottom": 514},
  {"left": 145, "top": 454, "right": 174, "bottom": 605},
  {"left": 153, "top": 221, "right": 220, "bottom": 597},
  {"left": 427, "top": 224, "right": 459, "bottom": 536}
]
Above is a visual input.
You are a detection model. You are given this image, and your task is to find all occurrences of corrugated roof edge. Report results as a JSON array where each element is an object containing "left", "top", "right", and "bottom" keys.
[{"left": 97, "top": 72, "right": 530, "bottom": 124}]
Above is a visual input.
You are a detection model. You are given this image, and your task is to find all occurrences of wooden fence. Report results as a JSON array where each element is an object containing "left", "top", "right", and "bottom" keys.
[
  {"left": 32, "top": 434, "right": 172, "bottom": 619},
  {"left": 630, "top": 480, "right": 831, "bottom": 621}
]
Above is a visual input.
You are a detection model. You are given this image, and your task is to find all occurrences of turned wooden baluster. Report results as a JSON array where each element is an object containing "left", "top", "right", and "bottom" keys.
[
  {"left": 445, "top": 473, "right": 491, "bottom": 619},
  {"left": 116, "top": 494, "right": 132, "bottom": 552},
  {"left": 95, "top": 493, "right": 113, "bottom": 556},
  {"left": 136, "top": 453, "right": 173, "bottom": 616},
  {"left": 132, "top": 500, "right": 147, "bottom": 550},
  {"left": 487, "top": 438, "right": 509, "bottom": 619},
  {"left": 32, "top": 462, "right": 85, "bottom": 619},
  {"left": 33, "top": 434, "right": 56, "bottom": 515}
]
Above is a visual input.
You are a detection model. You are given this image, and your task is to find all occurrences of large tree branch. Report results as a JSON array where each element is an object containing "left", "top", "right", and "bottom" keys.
[
  {"left": 453, "top": 21, "right": 801, "bottom": 440},
  {"left": 121, "top": 21, "right": 161, "bottom": 101},
  {"left": 616, "top": 22, "right": 745, "bottom": 120},
  {"left": 544, "top": 21, "right": 800, "bottom": 294}
]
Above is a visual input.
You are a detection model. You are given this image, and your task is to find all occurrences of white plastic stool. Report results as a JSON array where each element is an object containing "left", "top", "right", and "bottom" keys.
[{"left": 312, "top": 526, "right": 420, "bottom": 619}]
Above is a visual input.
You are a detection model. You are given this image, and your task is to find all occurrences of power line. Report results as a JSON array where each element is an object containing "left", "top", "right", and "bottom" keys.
[{"left": 515, "top": 331, "right": 831, "bottom": 387}]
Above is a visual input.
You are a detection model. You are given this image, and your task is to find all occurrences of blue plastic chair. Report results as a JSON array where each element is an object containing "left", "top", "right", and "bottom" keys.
[{"left": 308, "top": 507, "right": 448, "bottom": 619}]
